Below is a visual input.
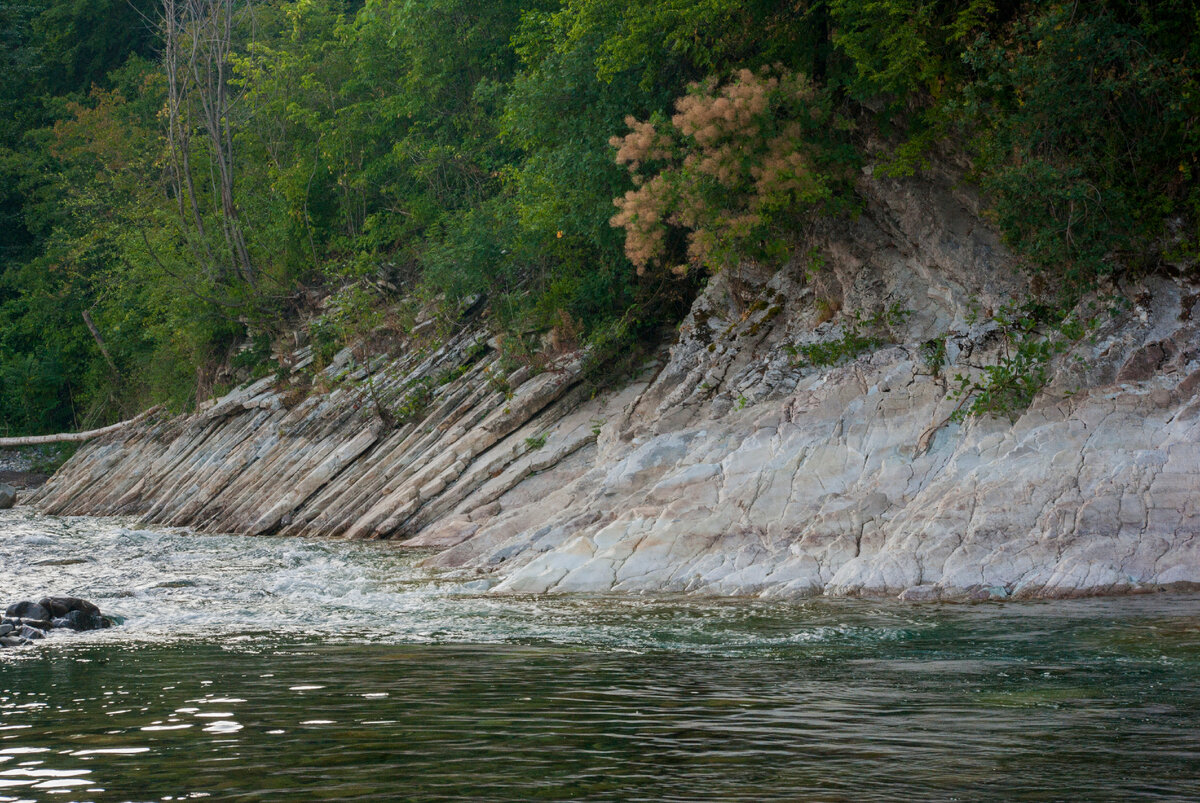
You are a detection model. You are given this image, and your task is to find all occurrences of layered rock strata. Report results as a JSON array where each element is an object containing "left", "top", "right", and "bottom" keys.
[{"left": 30, "top": 166, "right": 1200, "bottom": 599}]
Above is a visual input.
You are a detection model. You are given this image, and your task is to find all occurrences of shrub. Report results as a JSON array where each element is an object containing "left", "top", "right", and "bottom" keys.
[
  {"left": 959, "top": 3, "right": 1199, "bottom": 285},
  {"left": 608, "top": 66, "right": 853, "bottom": 277}
]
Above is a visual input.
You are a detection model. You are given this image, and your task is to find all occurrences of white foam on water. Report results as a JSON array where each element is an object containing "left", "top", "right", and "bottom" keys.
[{"left": 0, "top": 509, "right": 922, "bottom": 652}]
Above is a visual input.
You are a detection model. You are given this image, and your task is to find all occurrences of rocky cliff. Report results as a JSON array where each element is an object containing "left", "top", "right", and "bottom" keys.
[{"left": 30, "top": 165, "right": 1200, "bottom": 599}]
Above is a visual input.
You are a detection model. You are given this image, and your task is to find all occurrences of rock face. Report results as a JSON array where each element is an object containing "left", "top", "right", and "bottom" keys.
[
  {"left": 28, "top": 164, "right": 1200, "bottom": 599},
  {"left": 0, "top": 597, "right": 114, "bottom": 647}
]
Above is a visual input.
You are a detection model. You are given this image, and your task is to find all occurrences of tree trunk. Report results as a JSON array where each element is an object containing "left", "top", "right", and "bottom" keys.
[
  {"left": 161, "top": 0, "right": 255, "bottom": 285},
  {"left": 81, "top": 309, "right": 120, "bottom": 378},
  {"left": 0, "top": 407, "right": 163, "bottom": 447}
]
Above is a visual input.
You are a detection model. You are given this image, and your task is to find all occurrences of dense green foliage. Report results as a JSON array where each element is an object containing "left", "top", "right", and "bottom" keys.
[{"left": 0, "top": 0, "right": 1196, "bottom": 434}]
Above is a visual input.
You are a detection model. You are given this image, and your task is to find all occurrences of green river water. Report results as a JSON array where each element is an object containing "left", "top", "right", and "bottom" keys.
[{"left": 1, "top": 510, "right": 1198, "bottom": 801}]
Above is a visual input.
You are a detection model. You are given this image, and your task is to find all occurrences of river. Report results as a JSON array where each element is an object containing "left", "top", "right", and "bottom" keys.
[{"left": 1, "top": 509, "right": 1199, "bottom": 801}]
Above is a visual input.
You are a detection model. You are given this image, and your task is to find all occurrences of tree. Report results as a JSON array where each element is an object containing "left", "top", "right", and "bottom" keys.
[{"left": 161, "top": 0, "right": 255, "bottom": 286}]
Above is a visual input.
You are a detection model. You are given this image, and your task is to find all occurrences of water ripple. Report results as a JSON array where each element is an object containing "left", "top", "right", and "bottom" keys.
[{"left": 1, "top": 511, "right": 1199, "bottom": 799}]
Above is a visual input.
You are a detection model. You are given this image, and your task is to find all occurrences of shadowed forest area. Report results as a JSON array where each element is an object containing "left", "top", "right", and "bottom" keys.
[{"left": 0, "top": 0, "right": 1196, "bottom": 436}]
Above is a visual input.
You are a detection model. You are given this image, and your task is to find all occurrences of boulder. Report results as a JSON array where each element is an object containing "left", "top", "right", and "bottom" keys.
[
  {"left": 0, "top": 483, "right": 14, "bottom": 510},
  {"left": 5, "top": 601, "right": 50, "bottom": 621},
  {"left": 52, "top": 609, "right": 110, "bottom": 631},
  {"left": 0, "top": 597, "right": 116, "bottom": 646},
  {"left": 38, "top": 596, "right": 100, "bottom": 618}
]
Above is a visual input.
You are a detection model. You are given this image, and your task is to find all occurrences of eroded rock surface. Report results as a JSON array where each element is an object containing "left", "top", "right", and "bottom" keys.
[{"left": 29, "top": 167, "right": 1200, "bottom": 599}]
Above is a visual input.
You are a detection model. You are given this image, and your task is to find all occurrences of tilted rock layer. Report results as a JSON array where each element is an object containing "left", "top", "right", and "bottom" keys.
[{"left": 31, "top": 166, "right": 1200, "bottom": 599}]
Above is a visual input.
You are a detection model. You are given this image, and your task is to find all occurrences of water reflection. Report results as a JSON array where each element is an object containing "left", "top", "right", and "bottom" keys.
[{"left": 0, "top": 601, "right": 1197, "bottom": 800}]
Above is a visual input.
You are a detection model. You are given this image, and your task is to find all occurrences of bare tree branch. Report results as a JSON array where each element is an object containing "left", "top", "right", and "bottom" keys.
[
  {"left": 160, "top": 0, "right": 256, "bottom": 286},
  {"left": 81, "top": 309, "right": 121, "bottom": 377}
]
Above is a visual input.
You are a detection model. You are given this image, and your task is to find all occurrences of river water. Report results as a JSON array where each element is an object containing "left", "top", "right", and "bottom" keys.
[{"left": 1, "top": 509, "right": 1199, "bottom": 801}]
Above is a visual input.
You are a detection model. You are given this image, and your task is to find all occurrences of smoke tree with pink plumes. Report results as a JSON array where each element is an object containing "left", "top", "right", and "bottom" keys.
[{"left": 609, "top": 66, "right": 857, "bottom": 279}]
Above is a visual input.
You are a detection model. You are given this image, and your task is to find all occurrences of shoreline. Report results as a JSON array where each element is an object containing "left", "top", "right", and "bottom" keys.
[
  {"left": 20, "top": 169, "right": 1200, "bottom": 603},
  {"left": 4, "top": 507, "right": 1198, "bottom": 604}
]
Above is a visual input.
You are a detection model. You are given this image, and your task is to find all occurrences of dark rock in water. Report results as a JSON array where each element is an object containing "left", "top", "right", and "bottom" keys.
[
  {"left": 154, "top": 579, "right": 196, "bottom": 589},
  {"left": 5, "top": 601, "right": 50, "bottom": 621},
  {"left": 52, "top": 609, "right": 111, "bottom": 631},
  {"left": 39, "top": 596, "right": 101, "bottom": 618},
  {"left": 0, "top": 483, "right": 15, "bottom": 509},
  {"left": 0, "top": 597, "right": 117, "bottom": 646},
  {"left": 32, "top": 557, "right": 90, "bottom": 567}
]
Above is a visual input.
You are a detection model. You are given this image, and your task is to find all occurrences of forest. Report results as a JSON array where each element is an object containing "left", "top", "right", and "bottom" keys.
[{"left": 0, "top": 0, "right": 1196, "bottom": 436}]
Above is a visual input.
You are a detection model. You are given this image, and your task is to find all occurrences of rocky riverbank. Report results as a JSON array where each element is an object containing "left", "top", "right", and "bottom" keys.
[
  {"left": 26, "top": 164, "right": 1200, "bottom": 600},
  {"left": 1, "top": 447, "right": 58, "bottom": 498}
]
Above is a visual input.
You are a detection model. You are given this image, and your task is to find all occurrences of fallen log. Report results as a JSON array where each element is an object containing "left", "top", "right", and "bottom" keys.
[{"left": 0, "top": 406, "right": 163, "bottom": 447}]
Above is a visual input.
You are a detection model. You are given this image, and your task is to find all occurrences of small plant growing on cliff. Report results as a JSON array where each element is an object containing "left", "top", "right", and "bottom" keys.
[
  {"left": 786, "top": 304, "right": 910, "bottom": 368},
  {"left": 309, "top": 318, "right": 342, "bottom": 371},
  {"left": 791, "top": 327, "right": 881, "bottom": 368},
  {"left": 803, "top": 246, "right": 826, "bottom": 281},
  {"left": 435, "top": 343, "right": 487, "bottom": 387},
  {"left": 814, "top": 297, "right": 841, "bottom": 325},
  {"left": 948, "top": 301, "right": 1095, "bottom": 421},
  {"left": 384, "top": 376, "right": 435, "bottom": 427},
  {"left": 231, "top": 333, "right": 277, "bottom": 381},
  {"left": 920, "top": 337, "right": 948, "bottom": 377},
  {"left": 525, "top": 433, "right": 547, "bottom": 450},
  {"left": 483, "top": 365, "right": 512, "bottom": 398}
]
